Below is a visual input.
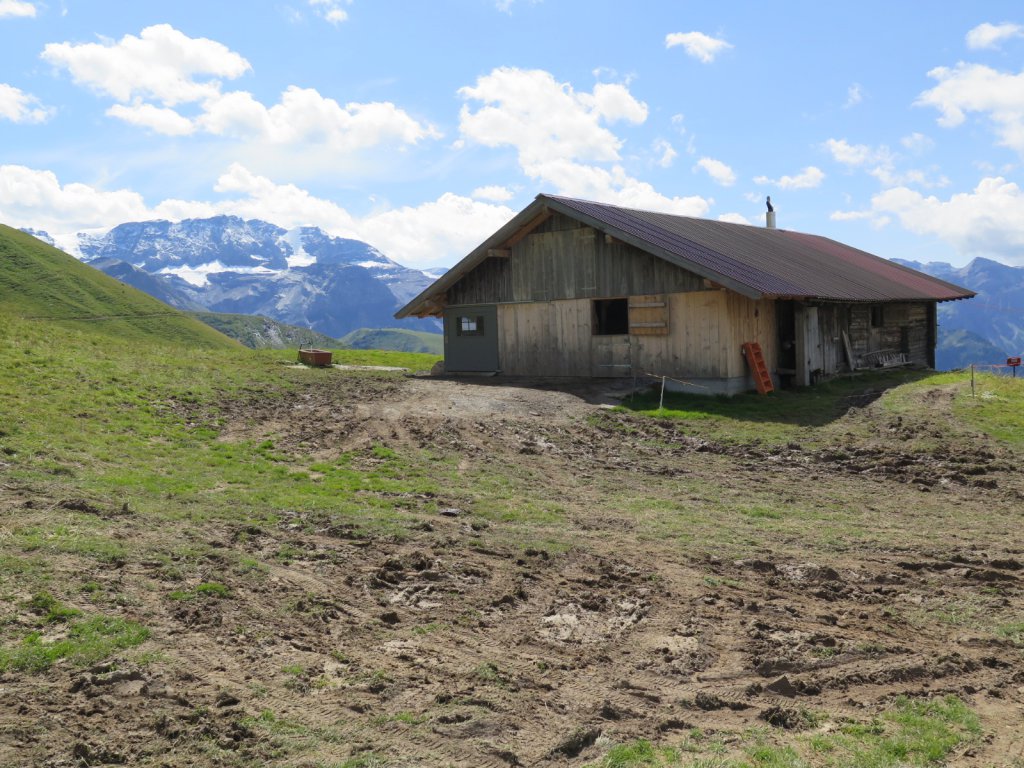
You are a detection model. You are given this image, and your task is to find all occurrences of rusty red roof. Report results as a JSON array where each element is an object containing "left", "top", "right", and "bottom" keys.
[
  {"left": 396, "top": 194, "right": 974, "bottom": 318},
  {"left": 548, "top": 195, "right": 975, "bottom": 302}
]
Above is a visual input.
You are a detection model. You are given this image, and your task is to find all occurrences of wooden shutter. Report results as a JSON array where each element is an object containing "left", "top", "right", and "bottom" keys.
[{"left": 628, "top": 294, "right": 669, "bottom": 335}]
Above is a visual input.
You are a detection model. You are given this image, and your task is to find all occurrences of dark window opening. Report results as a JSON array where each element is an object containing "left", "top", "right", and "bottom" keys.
[
  {"left": 593, "top": 298, "right": 629, "bottom": 335},
  {"left": 870, "top": 305, "right": 884, "bottom": 328},
  {"left": 899, "top": 326, "right": 910, "bottom": 354},
  {"left": 457, "top": 315, "right": 484, "bottom": 336}
]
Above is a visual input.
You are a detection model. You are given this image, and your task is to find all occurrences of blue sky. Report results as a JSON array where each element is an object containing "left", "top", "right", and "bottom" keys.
[{"left": 2, "top": 0, "right": 1024, "bottom": 269}]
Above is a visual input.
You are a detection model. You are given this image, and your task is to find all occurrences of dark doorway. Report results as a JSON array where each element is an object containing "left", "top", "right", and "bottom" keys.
[
  {"left": 776, "top": 300, "right": 797, "bottom": 388},
  {"left": 593, "top": 298, "right": 629, "bottom": 335}
]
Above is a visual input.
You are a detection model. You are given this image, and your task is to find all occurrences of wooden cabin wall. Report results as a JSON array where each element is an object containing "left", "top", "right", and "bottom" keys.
[
  {"left": 448, "top": 216, "right": 705, "bottom": 306},
  {"left": 496, "top": 290, "right": 776, "bottom": 380}
]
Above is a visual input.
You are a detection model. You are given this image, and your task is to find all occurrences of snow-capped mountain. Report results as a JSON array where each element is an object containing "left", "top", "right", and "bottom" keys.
[{"left": 45, "top": 216, "right": 441, "bottom": 338}]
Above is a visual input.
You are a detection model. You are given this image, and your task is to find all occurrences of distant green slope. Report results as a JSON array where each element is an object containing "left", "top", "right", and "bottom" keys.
[
  {"left": 0, "top": 223, "right": 235, "bottom": 348},
  {"left": 188, "top": 311, "right": 341, "bottom": 350},
  {"left": 340, "top": 327, "right": 443, "bottom": 355}
]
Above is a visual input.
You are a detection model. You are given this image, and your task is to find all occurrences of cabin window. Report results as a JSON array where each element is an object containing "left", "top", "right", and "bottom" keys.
[
  {"left": 593, "top": 298, "right": 629, "bottom": 335},
  {"left": 456, "top": 315, "right": 484, "bottom": 336},
  {"left": 870, "top": 305, "right": 884, "bottom": 328}
]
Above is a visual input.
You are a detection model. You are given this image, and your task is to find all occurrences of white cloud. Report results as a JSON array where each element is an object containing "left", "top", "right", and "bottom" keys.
[
  {"left": 844, "top": 83, "right": 863, "bottom": 108},
  {"left": 829, "top": 209, "right": 873, "bottom": 221},
  {"left": 309, "top": 0, "right": 350, "bottom": 24},
  {"left": 824, "top": 137, "right": 947, "bottom": 188},
  {"left": 200, "top": 86, "right": 440, "bottom": 148},
  {"left": 859, "top": 176, "right": 1024, "bottom": 263},
  {"left": 471, "top": 185, "right": 514, "bottom": 202},
  {"left": 718, "top": 212, "right": 751, "bottom": 225},
  {"left": 653, "top": 139, "right": 677, "bottom": 168},
  {"left": 42, "top": 24, "right": 250, "bottom": 105},
  {"left": 916, "top": 62, "right": 1024, "bottom": 154},
  {"left": 754, "top": 166, "right": 825, "bottom": 189},
  {"left": 694, "top": 156, "right": 735, "bottom": 186},
  {"left": 106, "top": 102, "right": 195, "bottom": 135},
  {"left": 665, "top": 31, "right": 732, "bottom": 63},
  {"left": 0, "top": 0, "right": 35, "bottom": 18},
  {"left": 42, "top": 24, "right": 439, "bottom": 152},
  {"left": 966, "top": 22, "right": 1024, "bottom": 50},
  {"left": 900, "top": 132, "right": 935, "bottom": 153},
  {"left": 458, "top": 67, "right": 707, "bottom": 215},
  {"left": 0, "top": 83, "right": 51, "bottom": 123},
  {"left": 0, "top": 164, "right": 152, "bottom": 233},
  {"left": 823, "top": 138, "right": 882, "bottom": 166}
]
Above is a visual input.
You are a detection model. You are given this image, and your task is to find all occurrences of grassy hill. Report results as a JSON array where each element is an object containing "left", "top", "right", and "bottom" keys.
[
  {"left": 188, "top": 311, "right": 341, "bottom": 350},
  {"left": 340, "top": 326, "right": 443, "bottom": 354},
  {"left": 0, "top": 277, "right": 1022, "bottom": 766},
  {"left": 0, "top": 223, "right": 235, "bottom": 348}
]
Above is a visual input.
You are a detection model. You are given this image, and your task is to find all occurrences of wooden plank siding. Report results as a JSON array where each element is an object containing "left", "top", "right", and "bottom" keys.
[
  {"left": 448, "top": 219, "right": 704, "bottom": 306},
  {"left": 496, "top": 291, "right": 776, "bottom": 381}
]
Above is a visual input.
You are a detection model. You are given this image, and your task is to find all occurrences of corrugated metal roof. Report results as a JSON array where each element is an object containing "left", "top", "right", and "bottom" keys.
[
  {"left": 548, "top": 195, "right": 975, "bottom": 302},
  {"left": 395, "top": 194, "right": 974, "bottom": 318}
]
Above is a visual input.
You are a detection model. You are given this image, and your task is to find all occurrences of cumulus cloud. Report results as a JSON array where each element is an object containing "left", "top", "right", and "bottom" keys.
[
  {"left": 900, "top": 132, "right": 935, "bottom": 153},
  {"left": 665, "top": 31, "right": 732, "bottom": 63},
  {"left": 106, "top": 102, "right": 195, "bottom": 135},
  {"left": 966, "top": 21, "right": 1024, "bottom": 50},
  {"left": 458, "top": 66, "right": 708, "bottom": 215},
  {"left": 718, "top": 212, "right": 751, "bottom": 225},
  {"left": 471, "top": 185, "right": 514, "bottom": 202},
  {"left": 0, "top": 83, "right": 52, "bottom": 123},
  {"left": 694, "top": 156, "right": 735, "bottom": 186},
  {"left": 309, "top": 0, "right": 351, "bottom": 24},
  {"left": 834, "top": 176, "right": 1024, "bottom": 264},
  {"left": 844, "top": 83, "right": 863, "bottom": 108},
  {"left": 42, "top": 24, "right": 250, "bottom": 105},
  {"left": 0, "top": 163, "right": 514, "bottom": 268},
  {"left": 0, "top": 164, "right": 152, "bottom": 233},
  {"left": 43, "top": 24, "right": 439, "bottom": 151},
  {"left": 824, "top": 137, "right": 947, "bottom": 188},
  {"left": 754, "top": 166, "right": 825, "bottom": 189},
  {"left": 0, "top": 0, "right": 36, "bottom": 18},
  {"left": 653, "top": 139, "right": 677, "bottom": 168},
  {"left": 916, "top": 62, "right": 1024, "bottom": 154}
]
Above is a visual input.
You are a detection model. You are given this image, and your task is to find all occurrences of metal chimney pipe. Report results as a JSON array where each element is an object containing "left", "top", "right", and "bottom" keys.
[{"left": 766, "top": 211, "right": 776, "bottom": 229}]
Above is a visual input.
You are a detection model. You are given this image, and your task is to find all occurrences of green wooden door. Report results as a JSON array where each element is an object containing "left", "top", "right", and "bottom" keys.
[{"left": 444, "top": 305, "right": 499, "bottom": 372}]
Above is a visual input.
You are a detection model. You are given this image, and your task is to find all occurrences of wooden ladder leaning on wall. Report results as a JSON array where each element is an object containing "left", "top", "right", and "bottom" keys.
[{"left": 741, "top": 341, "right": 775, "bottom": 395}]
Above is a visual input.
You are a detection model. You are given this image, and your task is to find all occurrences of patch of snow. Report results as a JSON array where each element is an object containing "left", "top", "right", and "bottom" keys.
[
  {"left": 358, "top": 260, "right": 396, "bottom": 270},
  {"left": 280, "top": 228, "right": 316, "bottom": 268},
  {"left": 158, "top": 261, "right": 276, "bottom": 287}
]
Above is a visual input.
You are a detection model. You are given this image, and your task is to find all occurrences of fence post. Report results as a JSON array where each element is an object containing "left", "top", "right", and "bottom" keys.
[
  {"left": 971, "top": 364, "right": 975, "bottom": 398},
  {"left": 659, "top": 375, "right": 666, "bottom": 411}
]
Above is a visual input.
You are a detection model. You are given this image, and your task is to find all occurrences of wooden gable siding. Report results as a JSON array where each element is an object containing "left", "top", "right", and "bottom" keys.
[
  {"left": 448, "top": 216, "right": 705, "bottom": 306},
  {"left": 496, "top": 290, "right": 775, "bottom": 380}
]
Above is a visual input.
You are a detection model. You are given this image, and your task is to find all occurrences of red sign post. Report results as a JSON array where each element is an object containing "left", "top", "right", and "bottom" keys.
[{"left": 1009, "top": 357, "right": 1021, "bottom": 377}]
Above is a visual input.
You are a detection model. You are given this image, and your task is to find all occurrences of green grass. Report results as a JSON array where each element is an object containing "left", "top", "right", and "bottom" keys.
[
  {"left": 618, "top": 370, "right": 928, "bottom": 444},
  {"left": 339, "top": 327, "right": 443, "bottom": 355},
  {"left": 0, "top": 223, "right": 236, "bottom": 348},
  {"left": 189, "top": 311, "right": 341, "bottom": 350},
  {"left": 0, "top": 615, "right": 150, "bottom": 672}
]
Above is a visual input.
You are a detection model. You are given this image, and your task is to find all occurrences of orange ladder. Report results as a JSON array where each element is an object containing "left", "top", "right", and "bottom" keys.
[{"left": 741, "top": 342, "right": 774, "bottom": 394}]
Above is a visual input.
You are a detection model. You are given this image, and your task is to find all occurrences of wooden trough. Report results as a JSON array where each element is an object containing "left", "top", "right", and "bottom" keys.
[{"left": 298, "top": 348, "right": 333, "bottom": 367}]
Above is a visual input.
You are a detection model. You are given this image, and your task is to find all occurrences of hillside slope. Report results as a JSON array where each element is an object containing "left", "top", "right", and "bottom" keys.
[
  {"left": 0, "top": 223, "right": 236, "bottom": 348},
  {"left": 188, "top": 311, "right": 341, "bottom": 350},
  {"left": 339, "top": 327, "right": 443, "bottom": 355}
]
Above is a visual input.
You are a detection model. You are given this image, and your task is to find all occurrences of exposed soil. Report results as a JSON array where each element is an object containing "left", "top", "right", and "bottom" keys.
[{"left": 2, "top": 373, "right": 1024, "bottom": 766}]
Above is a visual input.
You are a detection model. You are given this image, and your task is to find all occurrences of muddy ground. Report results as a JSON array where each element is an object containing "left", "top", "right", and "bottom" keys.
[{"left": 2, "top": 372, "right": 1024, "bottom": 766}]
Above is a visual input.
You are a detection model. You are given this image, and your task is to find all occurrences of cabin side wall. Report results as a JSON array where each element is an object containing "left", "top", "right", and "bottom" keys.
[{"left": 495, "top": 291, "right": 776, "bottom": 392}]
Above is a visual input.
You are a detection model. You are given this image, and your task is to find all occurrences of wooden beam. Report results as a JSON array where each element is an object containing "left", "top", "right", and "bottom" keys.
[
  {"left": 487, "top": 248, "right": 511, "bottom": 259},
  {"left": 505, "top": 208, "right": 551, "bottom": 247}
]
